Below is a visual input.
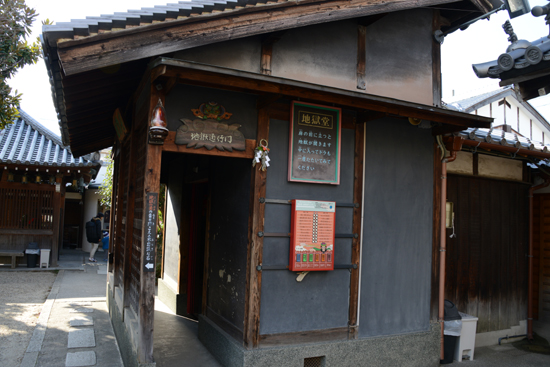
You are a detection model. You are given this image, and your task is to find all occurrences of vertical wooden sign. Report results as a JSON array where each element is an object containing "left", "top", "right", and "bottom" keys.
[
  {"left": 288, "top": 101, "right": 341, "bottom": 184},
  {"left": 144, "top": 192, "right": 158, "bottom": 272}
]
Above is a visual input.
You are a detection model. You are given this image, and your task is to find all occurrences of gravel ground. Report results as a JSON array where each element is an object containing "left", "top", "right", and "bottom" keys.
[{"left": 0, "top": 271, "right": 57, "bottom": 367}]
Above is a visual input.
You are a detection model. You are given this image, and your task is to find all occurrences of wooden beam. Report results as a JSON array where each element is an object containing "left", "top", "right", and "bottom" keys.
[
  {"left": 244, "top": 108, "right": 269, "bottom": 349},
  {"left": 260, "top": 327, "right": 348, "bottom": 347},
  {"left": 160, "top": 61, "right": 492, "bottom": 128},
  {"left": 432, "top": 10, "right": 442, "bottom": 107},
  {"left": 260, "top": 32, "right": 285, "bottom": 76},
  {"left": 357, "top": 25, "right": 366, "bottom": 90},
  {"left": 348, "top": 120, "right": 364, "bottom": 339},
  {"left": 56, "top": 0, "right": 460, "bottom": 76},
  {"left": 163, "top": 132, "right": 256, "bottom": 159}
]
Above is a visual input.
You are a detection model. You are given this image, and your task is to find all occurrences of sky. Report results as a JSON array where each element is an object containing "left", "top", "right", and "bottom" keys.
[{"left": 7, "top": 0, "right": 550, "bottom": 137}]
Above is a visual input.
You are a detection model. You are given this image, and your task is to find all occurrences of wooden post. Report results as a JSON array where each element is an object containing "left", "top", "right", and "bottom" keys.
[
  {"left": 138, "top": 84, "right": 163, "bottom": 364},
  {"left": 51, "top": 174, "right": 64, "bottom": 267},
  {"left": 431, "top": 143, "right": 443, "bottom": 319},
  {"left": 244, "top": 108, "right": 269, "bottom": 349},
  {"left": 348, "top": 120, "right": 364, "bottom": 339},
  {"left": 108, "top": 150, "right": 120, "bottom": 275},
  {"left": 357, "top": 25, "right": 366, "bottom": 90},
  {"left": 123, "top": 118, "right": 138, "bottom": 308}
]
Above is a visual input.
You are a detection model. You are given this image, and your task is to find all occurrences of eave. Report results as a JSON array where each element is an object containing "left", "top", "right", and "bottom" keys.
[{"left": 49, "top": 0, "right": 462, "bottom": 77}]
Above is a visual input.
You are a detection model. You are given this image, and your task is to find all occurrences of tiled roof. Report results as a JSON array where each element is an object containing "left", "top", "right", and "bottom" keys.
[
  {"left": 448, "top": 86, "right": 514, "bottom": 113},
  {"left": 0, "top": 110, "right": 99, "bottom": 167},
  {"left": 473, "top": 35, "right": 550, "bottom": 79},
  {"left": 41, "top": 0, "right": 282, "bottom": 47},
  {"left": 453, "top": 127, "right": 550, "bottom": 153}
]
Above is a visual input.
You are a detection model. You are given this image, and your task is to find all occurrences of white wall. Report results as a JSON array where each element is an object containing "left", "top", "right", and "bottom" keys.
[{"left": 81, "top": 188, "right": 101, "bottom": 252}]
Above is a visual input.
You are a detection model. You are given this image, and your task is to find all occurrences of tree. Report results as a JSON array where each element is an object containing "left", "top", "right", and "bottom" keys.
[
  {"left": 0, "top": 0, "right": 41, "bottom": 128},
  {"left": 97, "top": 160, "right": 114, "bottom": 208}
]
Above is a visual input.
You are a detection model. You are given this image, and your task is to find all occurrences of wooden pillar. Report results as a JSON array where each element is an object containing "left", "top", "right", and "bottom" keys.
[
  {"left": 108, "top": 150, "right": 120, "bottom": 274},
  {"left": 431, "top": 142, "right": 443, "bottom": 319},
  {"left": 357, "top": 25, "right": 366, "bottom": 90},
  {"left": 123, "top": 117, "right": 138, "bottom": 308},
  {"left": 348, "top": 120, "right": 364, "bottom": 339},
  {"left": 244, "top": 108, "right": 269, "bottom": 349},
  {"left": 51, "top": 174, "right": 64, "bottom": 267},
  {"left": 138, "top": 84, "right": 163, "bottom": 363}
]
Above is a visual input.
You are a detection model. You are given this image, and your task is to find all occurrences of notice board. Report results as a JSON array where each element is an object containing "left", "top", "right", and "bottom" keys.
[
  {"left": 288, "top": 101, "right": 341, "bottom": 184},
  {"left": 289, "top": 200, "right": 336, "bottom": 271}
]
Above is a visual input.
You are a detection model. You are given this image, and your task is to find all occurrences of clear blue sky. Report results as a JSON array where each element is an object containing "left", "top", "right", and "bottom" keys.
[{"left": 8, "top": 0, "right": 550, "bottom": 136}]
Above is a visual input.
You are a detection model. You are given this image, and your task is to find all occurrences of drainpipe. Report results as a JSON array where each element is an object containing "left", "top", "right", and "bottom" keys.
[
  {"left": 528, "top": 178, "right": 550, "bottom": 340},
  {"left": 438, "top": 136, "right": 462, "bottom": 360}
]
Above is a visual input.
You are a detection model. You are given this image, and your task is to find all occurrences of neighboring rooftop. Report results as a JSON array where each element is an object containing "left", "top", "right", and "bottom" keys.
[{"left": 0, "top": 109, "right": 100, "bottom": 167}]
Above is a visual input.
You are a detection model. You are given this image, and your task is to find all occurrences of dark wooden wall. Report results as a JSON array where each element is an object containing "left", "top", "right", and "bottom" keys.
[
  {"left": 534, "top": 193, "right": 550, "bottom": 322},
  {"left": 446, "top": 174, "right": 529, "bottom": 332},
  {"left": 206, "top": 156, "right": 251, "bottom": 338}
]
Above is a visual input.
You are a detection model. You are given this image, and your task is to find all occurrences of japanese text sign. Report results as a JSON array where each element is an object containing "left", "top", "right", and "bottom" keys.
[
  {"left": 144, "top": 192, "right": 158, "bottom": 272},
  {"left": 288, "top": 102, "right": 341, "bottom": 184}
]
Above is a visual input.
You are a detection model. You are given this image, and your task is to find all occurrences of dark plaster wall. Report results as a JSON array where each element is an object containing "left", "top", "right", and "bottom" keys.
[
  {"left": 359, "top": 118, "right": 434, "bottom": 337},
  {"left": 271, "top": 19, "right": 357, "bottom": 91},
  {"left": 365, "top": 9, "right": 434, "bottom": 105},
  {"left": 259, "top": 119, "right": 355, "bottom": 335},
  {"left": 207, "top": 156, "right": 251, "bottom": 331},
  {"left": 165, "top": 85, "right": 258, "bottom": 140},
  {"left": 174, "top": 36, "right": 262, "bottom": 74},
  {"left": 171, "top": 10, "right": 435, "bottom": 105}
]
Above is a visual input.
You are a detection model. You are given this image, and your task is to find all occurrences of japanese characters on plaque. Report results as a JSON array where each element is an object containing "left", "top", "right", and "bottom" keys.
[
  {"left": 288, "top": 101, "right": 341, "bottom": 185},
  {"left": 144, "top": 193, "right": 158, "bottom": 272}
]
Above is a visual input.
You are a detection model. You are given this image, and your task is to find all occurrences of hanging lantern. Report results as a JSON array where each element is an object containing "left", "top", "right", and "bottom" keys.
[
  {"left": 22, "top": 173, "right": 28, "bottom": 184},
  {"left": 7, "top": 172, "right": 14, "bottom": 182},
  {"left": 49, "top": 175, "right": 56, "bottom": 185},
  {"left": 149, "top": 98, "right": 169, "bottom": 145},
  {"left": 35, "top": 173, "right": 42, "bottom": 184},
  {"left": 72, "top": 178, "right": 78, "bottom": 187}
]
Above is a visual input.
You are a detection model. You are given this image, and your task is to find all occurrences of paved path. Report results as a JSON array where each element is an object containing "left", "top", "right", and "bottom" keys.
[{"left": 19, "top": 260, "right": 123, "bottom": 367}]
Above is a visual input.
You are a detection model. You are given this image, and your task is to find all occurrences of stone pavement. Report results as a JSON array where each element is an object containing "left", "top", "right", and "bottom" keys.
[{"left": 18, "top": 248, "right": 123, "bottom": 367}]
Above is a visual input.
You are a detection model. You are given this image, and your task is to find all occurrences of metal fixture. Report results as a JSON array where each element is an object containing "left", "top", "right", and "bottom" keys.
[{"left": 434, "top": 0, "right": 532, "bottom": 44}]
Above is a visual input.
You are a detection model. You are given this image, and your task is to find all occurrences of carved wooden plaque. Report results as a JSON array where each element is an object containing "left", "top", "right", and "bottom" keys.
[{"left": 175, "top": 118, "right": 246, "bottom": 151}]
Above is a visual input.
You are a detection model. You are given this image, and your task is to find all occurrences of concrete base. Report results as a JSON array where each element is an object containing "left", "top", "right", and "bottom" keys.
[
  {"left": 475, "top": 320, "right": 527, "bottom": 348},
  {"left": 157, "top": 278, "right": 189, "bottom": 317},
  {"left": 198, "top": 315, "right": 441, "bottom": 367},
  {"left": 108, "top": 284, "right": 156, "bottom": 367}
]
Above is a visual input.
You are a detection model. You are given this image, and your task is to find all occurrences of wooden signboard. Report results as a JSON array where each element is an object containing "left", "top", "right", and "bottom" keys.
[
  {"left": 144, "top": 192, "right": 158, "bottom": 272},
  {"left": 288, "top": 101, "right": 341, "bottom": 184},
  {"left": 175, "top": 118, "right": 246, "bottom": 151}
]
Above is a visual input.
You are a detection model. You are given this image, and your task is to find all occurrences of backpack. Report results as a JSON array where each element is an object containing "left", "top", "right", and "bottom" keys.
[{"left": 86, "top": 220, "right": 98, "bottom": 243}]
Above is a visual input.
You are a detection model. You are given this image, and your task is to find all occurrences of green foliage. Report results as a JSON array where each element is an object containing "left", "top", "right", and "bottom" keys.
[
  {"left": 97, "top": 160, "right": 114, "bottom": 208},
  {"left": 0, "top": 0, "right": 42, "bottom": 128}
]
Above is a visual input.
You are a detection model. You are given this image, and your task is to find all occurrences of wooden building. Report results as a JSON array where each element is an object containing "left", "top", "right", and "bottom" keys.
[
  {"left": 0, "top": 110, "right": 100, "bottom": 267},
  {"left": 444, "top": 89, "right": 550, "bottom": 346},
  {"left": 41, "top": 1, "right": 500, "bottom": 366}
]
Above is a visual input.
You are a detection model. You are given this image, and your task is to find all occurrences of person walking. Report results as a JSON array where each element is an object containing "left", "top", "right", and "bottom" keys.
[{"left": 85, "top": 213, "right": 104, "bottom": 262}]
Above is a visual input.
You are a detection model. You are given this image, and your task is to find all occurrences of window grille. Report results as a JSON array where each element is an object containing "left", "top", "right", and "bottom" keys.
[{"left": 304, "top": 356, "right": 325, "bottom": 367}]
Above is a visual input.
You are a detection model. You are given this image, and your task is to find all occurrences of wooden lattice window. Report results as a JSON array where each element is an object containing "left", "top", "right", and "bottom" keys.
[{"left": 0, "top": 186, "right": 54, "bottom": 230}]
